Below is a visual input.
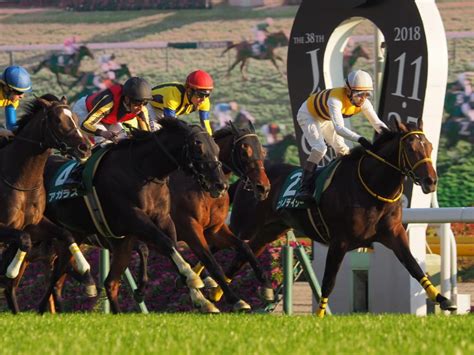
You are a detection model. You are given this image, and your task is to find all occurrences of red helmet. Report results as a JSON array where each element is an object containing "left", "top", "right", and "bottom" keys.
[{"left": 186, "top": 70, "right": 214, "bottom": 90}]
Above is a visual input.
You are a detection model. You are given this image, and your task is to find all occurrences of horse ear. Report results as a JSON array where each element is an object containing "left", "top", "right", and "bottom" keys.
[
  {"left": 60, "top": 96, "right": 68, "bottom": 105},
  {"left": 417, "top": 119, "right": 424, "bottom": 130},
  {"left": 248, "top": 120, "right": 256, "bottom": 133},
  {"left": 229, "top": 120, "right": 239, "bottom": 133},
  {"left": 394, "top": 116, "right": 408, "bottom": 133},
  {"left": 37, "top": 97, "right": 52, "bottom": 108}
]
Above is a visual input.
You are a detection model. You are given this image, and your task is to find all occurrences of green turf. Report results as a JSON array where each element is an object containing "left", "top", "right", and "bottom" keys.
[{"left": 0, "top": 313, "right": 472, "bottom": 354}]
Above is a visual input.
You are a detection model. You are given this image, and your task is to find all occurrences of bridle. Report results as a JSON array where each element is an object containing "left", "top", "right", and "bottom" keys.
[
  {"left": 0, "top": 103, "right": 84, "bottom": 192},
  {"left": 225, "top": 132, "right": 265, "bottom": 191},
  {"left": 357, "top": 130, "right": 433, "bottom": 203},
  {"left": 145, "top": 126, "right": 222, "bottom": 190}
]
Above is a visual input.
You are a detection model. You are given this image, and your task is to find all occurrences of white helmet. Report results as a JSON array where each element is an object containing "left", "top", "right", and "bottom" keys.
[{"left": 346, "top": 70, "right": 373, "bottom": 91}]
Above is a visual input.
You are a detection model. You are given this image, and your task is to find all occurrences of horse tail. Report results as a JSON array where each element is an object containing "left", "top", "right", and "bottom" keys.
[{"left": 221, "top": 43, "right": 237, "bottom": 57}]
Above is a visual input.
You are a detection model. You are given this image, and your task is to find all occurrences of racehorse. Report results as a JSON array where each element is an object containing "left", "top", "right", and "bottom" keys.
[
  {"left": 68, "top": 64, "right": 133, "bottom": 103},
  {"left": 343, "top": 44, "right": 370, "bottom": 75},
  {"left": 0, "top": 95, "right": 92, "bottom": 313},
  {"left": 36, "top": 119, "right": 227, "bottom": 314},
  {"left": 264, "top": 134, "right": 297, "bottom": 164},
  {"left": 168, "top": 122, "right": 272, "bottom": 312},
  {"left": 33, "top": 45, "right": 94, "bottom": 91},
  {"left": 228, "top": 119, "right": 457, "bottom": 317},
  {"left": 441, "top": 118, "right": 474, "bottom": 149},
  {"left": 222, "top": 31, "right": 288, "bottom": 80}
]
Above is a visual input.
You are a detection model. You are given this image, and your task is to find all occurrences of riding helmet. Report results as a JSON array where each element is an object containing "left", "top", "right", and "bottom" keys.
[
  {"left": 186, "top": 70, "right": 214, "bottom": 91},
  {"left": 1, "top": 65, "right": 32, "bottom": 93},
  {"left": 122, "top": 77, "right": 152, "bottom": 101},
  {"left": 346, "top": 70, "right": 373, "bottom": 91}
]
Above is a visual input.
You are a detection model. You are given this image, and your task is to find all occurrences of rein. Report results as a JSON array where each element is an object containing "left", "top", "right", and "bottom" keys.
[
  {"left": 358, "top": 131, "right": 432, "bottom": 203},
  {"left": 219, "top": 132, "right": 264, "bottom": 191},
  {"left": 0, "top": 103, "right": 74, "bottom": 192}
]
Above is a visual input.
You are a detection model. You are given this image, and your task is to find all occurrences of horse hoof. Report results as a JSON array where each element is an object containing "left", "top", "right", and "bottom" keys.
[
  {"left": 208, "top": 286, "right": 224, "bottom": 303},
  {"left": 203, "top": 276, "right": 218, "bottom": 289},
  {"left": 233, "top": 300, "right": 251, "bottom": 312},
  {"left": 259, "top": 287, "right": 275, "bottom": 303},
  {"left": 85, "top": 284, "right": 97, "bottom": 298},
  {"left": 440, "top": 299, "right": 457, "bottom": 312},
  {"left": 186, "top": 275, "right": 205, "bottom": 289},
  {"left": 200, "top": 301, "right": 220, "bottom": 314}
]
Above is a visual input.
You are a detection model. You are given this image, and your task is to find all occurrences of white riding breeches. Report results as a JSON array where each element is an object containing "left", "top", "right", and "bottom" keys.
[
  {"left": 72, "top": 96, "right": 127, "bottom": 145},
  {"left": 296, "top": 101, "right": 350, "bottom": 157}
]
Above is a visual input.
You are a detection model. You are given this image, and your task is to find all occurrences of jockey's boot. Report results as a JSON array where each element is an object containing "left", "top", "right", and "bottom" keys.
[{"left": 295, "top": 162, "right": 317, "bottom": 202}]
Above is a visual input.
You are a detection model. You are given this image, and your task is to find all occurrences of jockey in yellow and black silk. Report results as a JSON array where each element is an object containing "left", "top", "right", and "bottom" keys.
[
  {"left": 0, "top": 65, "right": 32, "bottom": 131},
  {"left": 295, "top": 70, "right": 388, "bottom": 202},
  {"left": 72, "top": 77, "right": 152, "bottom": 146},
  {"left": 149, "top": 70, "right": 213, "bottom": 135}
]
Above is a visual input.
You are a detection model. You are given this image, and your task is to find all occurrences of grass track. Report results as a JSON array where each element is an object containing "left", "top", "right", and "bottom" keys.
[{"left": 0, "top": 313, "right": 473, "bottom": 354}]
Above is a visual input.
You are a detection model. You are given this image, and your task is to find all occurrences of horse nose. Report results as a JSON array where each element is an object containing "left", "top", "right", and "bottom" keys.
[
  {"left": 256, "top": 183, "right": 270, "bottom": 200},
  {"left": 422, "top": 176, "right": 437, "bottom": 191},
  {"left": 215, "top": 181, "right": 228, "bottom": 193}
]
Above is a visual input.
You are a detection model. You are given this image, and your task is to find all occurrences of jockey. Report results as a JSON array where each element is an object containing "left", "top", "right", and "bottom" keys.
[
  {"left": 59, "top": 36, "right": 80, "bottom": 67},
  {"left": 252, "top": 17, "right": 274, "bottom": 56},
  {"left": 0, "top": 65, "right": 32, "bottom": 131},
  {"left": 295, "top": 70, "right": 388, "bottom": 202},
  {"left": 148, "top": 69, "right": 214, "bottom": 135},
  {"left": 72, "top": 76, "right": 152, "bottom": 145}
]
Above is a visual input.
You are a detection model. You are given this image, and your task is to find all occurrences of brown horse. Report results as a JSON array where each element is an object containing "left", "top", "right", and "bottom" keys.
[
  {"left": 228, "top": 119, "right": 456, "bottom": 317},
  {"left": 0, "top": 95, "right": 92, "bottom": 313},
  {"left": 33, "top": 45, "right": 94, "bottom": 92},
  {"left": 36, "top": 119, "right": 227, "bottom": 314},
  {"left": 222, "top": 31, "right": 288, "bottom": 80},
  {"left": 167, "top": 122, "right": 271, "bottom": 312}
]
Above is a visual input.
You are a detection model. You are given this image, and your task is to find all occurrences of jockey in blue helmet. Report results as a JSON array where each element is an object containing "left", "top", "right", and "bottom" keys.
[{"left": 0, "top": 65, "right": 32, "bottom": 131}]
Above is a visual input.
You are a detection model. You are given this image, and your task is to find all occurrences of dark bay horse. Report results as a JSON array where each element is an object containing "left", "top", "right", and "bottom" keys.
[
  {"left": 33, "top": 45, "right": 94, "bottom": 91},
  {"left": 228, "top": 119, "right": 456, "bottom": 317},
  {"left": 343, "top": 44, "right": 370, "bottom": 75},
  {"left": 168, "top": 122, "right": 271, "bottom": 312},
  {"left": 37, "top": 119, "right": 227, "bottom": 314},
  {"left": 0, "top": 95, "right": 92, "bottom": 313},
  {"left": 264, "top": 134, "right": 297, "bottom": 164},
  {"left": 441, "top": 118, "right": 474, "bottom": 149},
  {"left": 222, "top": 31, "right": 288, "bottom": 80}
]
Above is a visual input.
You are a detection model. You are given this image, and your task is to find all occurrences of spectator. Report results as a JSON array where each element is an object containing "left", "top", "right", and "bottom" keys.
[{"left": 213, "top": 101, "right": 238, "bottom": 129}]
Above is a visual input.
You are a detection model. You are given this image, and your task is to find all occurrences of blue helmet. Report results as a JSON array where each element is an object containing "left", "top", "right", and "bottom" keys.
[{"left": 2, "top": 65, "right": 32, "bottom": 93}]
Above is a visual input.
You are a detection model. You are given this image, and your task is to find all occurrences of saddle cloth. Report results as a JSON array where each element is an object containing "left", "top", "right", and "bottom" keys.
[{"left": 276, "top": 159, "right": 341, "bottom": 210}]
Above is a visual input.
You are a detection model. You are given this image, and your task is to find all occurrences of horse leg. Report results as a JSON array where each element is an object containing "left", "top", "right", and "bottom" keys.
[
  {"left": 0, "top": 227, "right": 32, "bottom": 280},
  {"left": 28, "top": 218, "right": 96, "bottom": 297},
  {"left": 240, "top": 59, "right": 248, "bottom": 81},
  {"left": 186, "top": 222, "right": 250, "bottom": 312},
  {"left": 378, "top": 225, "right": 457, "bottom": 312},
  {"left": 133, "top": 241, "right": 149, "bottom": 303},
  {"left": 316, "top": 242, "right": 348, "bottom": 318},
  {"left": 139, "top": 213, "right": 204, "bottom": 290},
  {"left": 206, "top": 223, "right": 274, "bottom": 303},
  {"left": 105, "top": 239, "right": 134, "bottom": 314},
  {"left": 55, "top": 73, "right": 66, "bottom": 93},
  {"left": 37, "top": 247, "right": 73, "bottom": 314},
  {"left": 33, "top": 60, "right": 46, "bottom": 74},
  {"left": 2, "top": 246, "right": 29, "bottom": 314},
  {"left": 227, "top": 58, "right": 242, "bottom": 77},
  {"left": 270, "top": 57, "right": 284, "bottom": 77}
]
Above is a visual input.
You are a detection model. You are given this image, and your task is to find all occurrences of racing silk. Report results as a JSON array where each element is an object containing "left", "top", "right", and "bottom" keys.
[
  {"left": 150, "top": 82, "right": 212, "bottom": 134},
  {"left": 83, "top": 84, "right": 150, "bottom": 135},
  {"left": 0, "top": 85, "right": 20, "bottom": 131},
  {"left": 306, "top": 87, "right": 387, "bottom": 142}
]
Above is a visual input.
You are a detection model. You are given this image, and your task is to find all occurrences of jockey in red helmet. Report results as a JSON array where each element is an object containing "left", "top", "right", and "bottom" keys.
[{"left": 149, "top": 70, "right": 214, "bottom": 135}]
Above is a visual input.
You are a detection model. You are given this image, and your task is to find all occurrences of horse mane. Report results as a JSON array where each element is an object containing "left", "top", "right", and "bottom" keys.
[
  {"left": 16, "top": 94, "right": 60, "bottom": 133},
  {"left": 341, "top": 129, "right": 399, "bottom": 162},
  {"left": 213, "top": 123, "right": 252, "bottom": 140}
]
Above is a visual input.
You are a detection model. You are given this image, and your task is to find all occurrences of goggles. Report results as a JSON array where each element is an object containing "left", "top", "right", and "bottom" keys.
[
  {"left": 130, "top": 99, "right": 149, "bottom": 106},
  {"left": 8, "top": 87, "right": 26, "bottom": 96},
  {"left": 352, "top": 91, "right": 372, "bottom": 99},
  {"left": 193, "top": 90, "right": 211, "bottom": 99}
]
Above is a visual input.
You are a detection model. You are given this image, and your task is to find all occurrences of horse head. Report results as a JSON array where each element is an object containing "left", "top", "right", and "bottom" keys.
[
  {"left": 215, "top": 121, "right": 270, "bottom": 201},
  {"left": 19, "top": 95, "right": 92, "bottom": 163},
  {"left": 266, "top": 31, "right": 289, "bottom": 48},
  {"left": 78, "top": 45, "right": 94, "bottom": 60},
  {"left": 372, "top": 118, "right": 437, "bottom": 194},
  {"left": 115, "top": 64, "right": 132, "bottom": 80}
]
